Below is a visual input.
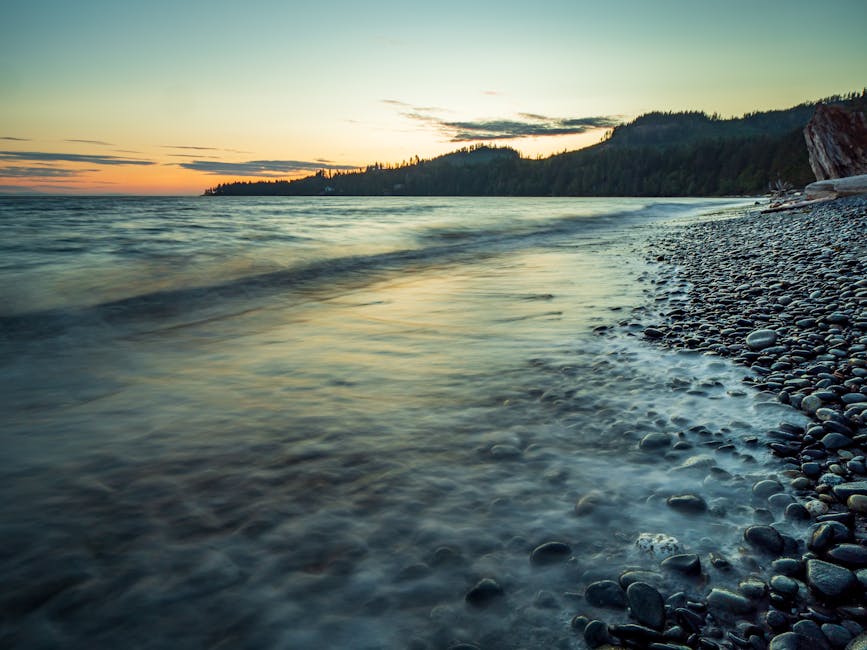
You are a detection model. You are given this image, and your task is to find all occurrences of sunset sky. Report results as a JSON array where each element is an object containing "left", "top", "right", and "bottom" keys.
[{"left": 1, "top": 0, "right": 865, "bottom": 195}]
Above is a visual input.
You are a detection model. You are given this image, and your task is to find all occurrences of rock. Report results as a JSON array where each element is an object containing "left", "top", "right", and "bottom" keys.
[
  {"left": 530, "top": 541, "right": 572, "bottom": 565},
  {"left": 834, "top": 481, "right": 867, "bottom": 501},
  {"left": 851, "top": 632, "right": 867, "bottom": 650},
  {"left": 626, "top": 581, "right": 665, "bottom": 629},
  {"left": 747, "top": 329, "right": 778, "bottom": 351},
  {"left": 770, "top": 574, "right": 800, "bottom": 597},
  {"left": 707, "top": 588, "right": 755, "bottom": 615},
  {"left": 807, "top": 174, "right": 867, "bottom": 199},
  {"left": 806, "top": 559, "right": 857, "bottom": 599},
  {"left": 803, "top": 104, "right": 867, "bottom": 181},
  {"left": 822, "top": 432, "right": 854, "bottom": 450},
  {"left": 754, "top": 479, "right": 785, "bottom": 499},
  {"left": 826, "top": 544, "right": 867, "bottom": 568},
  {"left": 583, "top": 619, "right": 612, "bottom": 648},
  {"left": 585, "top": 580, "right": 626, "bottom": 609},
  {"left": 768, "top": 632, "right": 815, "bottom": 650},
  {"left": 636, "top": 533, "right": 681, "bottom": 559},
  {"left": 660, "top": 553, "right": 701, "bottom": 576},
  {"left": 639, "top": 432, "right": 672, "bottom": 450},
  {"left": 821, "top": 623, "right": 853, "bottom": 648},
  {"left": 744, "top": 525, "right": 784, "bottom": 554},
  {"left": 465, "top": 578, "right": 504, "bottom": 606},
  {"left": 848, "top": 495, "right": 867, "bottom": 514},
  {"left": 739, "top": 577, "right": 768, "bottom": 600},
  {"left": 575, "top": 491, "right": 603, "bottom": 515},
  {"left": 666, "top": 494, "right": 707, "bottom": 514},
  {"left": 644, "top": 327, "right": 664, "bottom": 339},
  {"left": 619, "top": 569, "right": 663, "bottom": 588},
  {"left": 806, "top": 500, "right": 830, "bottom": 517}
]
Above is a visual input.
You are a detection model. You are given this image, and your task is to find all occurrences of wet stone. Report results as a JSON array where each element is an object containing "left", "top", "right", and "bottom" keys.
[
  {"left": 806, "top": 559, "right": 857, "bottom": 599},
  {"left": 738, "top": 577, "right": 768, "bottom": 600},
  {"left": 820, "top": 623, "right": 853, "bottom": 648},
  {"left": 822, "top": 433, "right": 853, "bottom": 450},
  {"left": 833, "top": 481, "right": 867, "bottom": 500},
  {"left": 744, "top": 525, "right": 784, "bottom": 554},
  {"left": 585, "top": 580, "right": 626, "bottom": 609},
  {"left": 848, "top": 495, "right": 867, "bottom": 514},
  {"left": 626, "top": 581, "right": 666, "bottom": 630},
  {"left": 640, "top": 432, "right": 673, "bottom": 450},
  {"left": 666, "top": 494, "right": 707, "bottom": 514},
  {"left": 826, "top": 544, "right": 867, "bottom": 568},
  {"left": 770, "top": 574, "right": 799, "bottom": 597},
  {"left": 747, "top": 329, "right": 778, "bottom": 351},
  {"left": 707, "top": 588, "right": 755, "bottom": 615},
  {"left": 465, "top": 578, "right": 504, "bottom": 606},
  {"left": 792, "top": 620, "right": 829, "bottom": 649},
  {"left": 530, "top": 541, "right": 572, "bottom": 565},
  {"left": 768, "top": 632, "right": 816, "bottom": 650},
  {"left": 753, "top": 479, "right": 785, "bottom": 499},
  {"left": 583, "top": 619, "right": 612, "bottom": 648},
  {"left": 661, "top": 553, "right": 701, "bottom": 576}
]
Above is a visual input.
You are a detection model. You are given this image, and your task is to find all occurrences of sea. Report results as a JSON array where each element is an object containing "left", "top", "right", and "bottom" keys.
[{"left": 0, "top": 196, "right": 805, "bottom": 649}]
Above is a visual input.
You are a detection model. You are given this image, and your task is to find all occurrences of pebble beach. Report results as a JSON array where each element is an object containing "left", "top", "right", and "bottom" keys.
[{"left": 573, "top": 196, "right": 867, "bottom": 650}]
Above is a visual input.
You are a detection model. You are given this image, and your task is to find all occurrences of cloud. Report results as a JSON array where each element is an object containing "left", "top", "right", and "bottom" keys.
[
  {"left": 1, "top": 136, "right": 30, "bottom": 141},
  {"left": 0, "top": 151, "right": 154, "bottom": 166},
  {"left": 0, "top": 165, "right": 92, "bottom": 178},
  {"left": 163, "top": 144, "right": 221, "bottom": 151},
  {"left": 178, "top": 159, "right": 359, "bottom": 177},
  {"left": 65, "top": 139, "right": 114, "bottom": 146},
  {"left": 385, "top": 101, "right": 621, "bottom": 142}
]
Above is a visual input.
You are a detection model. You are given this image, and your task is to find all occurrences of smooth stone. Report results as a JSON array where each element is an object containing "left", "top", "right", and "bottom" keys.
[
  {"left": 575, "top": 491, "right": 603, "bottom": 515},
  {"left": 848, "top": 495, "right": 867, "bottom": 514},
  {"left": 666, "top": 494, "right": 707, "bottom": 514},
  {"left": 744, "top": 525, "right": 784, "bottom": 554},
  {"left": 530, "top": 541, "right": 572, "bottom": 565},
  {"left": 826, "top": 544, "right": 867, "bottom": 568},
  {"left": 822, "top": 433, "right": 853, "bottom": 450},
  {"left": 803, "top": 394, "right": 824, "bottom": 413},
  {"left": 739, "top": 577, "right": 768, "bottom": 600},
  {"left": 768, "top": 632, "right": 816, "bottom": 650},
  {"left": 806, "top": 559, "right": 857, "bottom": 598},
  {"left": 619, "top": 569, "right": 663, "bottom": 588},
  {"left": 585, "top": 580, "right": 626, "bottom": 609},
  {"left": 834, "top": 481, "right": 867, "bottom": 500},
  {"left": 770, "top": 574, "right": 800, "bottom": 597},
  {"left": 821, "top": 623, "right": 852, "bottom": 648},
  {"left": 660, "top": 553, "right": 701, "bottom": 576},
  {"left": 792, "top": 619, "right": 830, "bottom": 649},
  {"left": 640, "top": 432, "right": 673, "bottom": 450},
  {"left": 583, "top": 619, "right": 612, "bottom": 648},
  {"left": 754, "top": 479, "right": 785, "bottom": 499},
  {"left": 626, "top": 581, "right": 666, "bottom": 630},
  {"left": 465, "top": 578, "right": 504, "bottom": 606},
  {"left": 821, "top": 473, "right": 845, "bottom": 487},
  {"left": 772, "top": 558, "right": 803, "bottom": 576},
  {"left": 747, "top": 329, "right": 778, "bottom": 351},
  {"left": 856, "top": 568, "right": 867, "bottom": 590},
  {"left": 786, "top": 503, "right": 811, "bottom": 521},
  {"left": 707, "top": 588, "right": 755, "bottom": 615}
]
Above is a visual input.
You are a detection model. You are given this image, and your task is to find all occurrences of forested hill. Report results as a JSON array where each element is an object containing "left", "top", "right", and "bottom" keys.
[{"left": 204, "top": 91, "right": 866, "bottom": 197}]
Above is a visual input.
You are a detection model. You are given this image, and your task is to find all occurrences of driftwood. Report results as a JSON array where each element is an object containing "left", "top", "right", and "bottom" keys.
[
  {"left": 805, "top": 173, "right": 867, "bottom": 200},
  {"left": 803, "top": 104, "right": 867, "bottom": 180}
]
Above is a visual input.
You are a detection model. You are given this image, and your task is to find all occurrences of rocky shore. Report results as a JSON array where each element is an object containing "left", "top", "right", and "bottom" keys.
[{"left": 573, "top": 196, "right": 867, "bottom": 650}]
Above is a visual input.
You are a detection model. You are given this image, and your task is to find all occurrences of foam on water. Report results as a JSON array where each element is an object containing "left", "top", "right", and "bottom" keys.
[{"left": 1, "top": 196, "right": 789, "bottom": 649}]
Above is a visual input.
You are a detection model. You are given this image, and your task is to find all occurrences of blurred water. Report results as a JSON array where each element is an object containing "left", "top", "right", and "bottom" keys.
[{"left": 0, "top": 196, "right": 800, "bottom": 649}]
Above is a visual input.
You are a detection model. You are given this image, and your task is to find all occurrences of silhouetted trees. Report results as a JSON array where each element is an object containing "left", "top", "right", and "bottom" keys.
[{"left": 204, "top": 91, "right": 866, "bottom": 198}]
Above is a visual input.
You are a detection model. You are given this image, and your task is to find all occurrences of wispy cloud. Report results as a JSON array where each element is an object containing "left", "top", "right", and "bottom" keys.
[
  {"left": 65, "top": 139, "right": 114, "bottom": 146},
  {"left": 1, "top": 136, "right": 30, "bottom": 141},
  {"left": 383, "top": 100, "right": 621, "bottom": 142},
  {"left": 177, "top": 159, "right": 358, "bottom": 177},
  {"left": 163, "top": 144, "right": 221, "bottom": 151},
  {"left": 0, "top": 151, "right": 154, "bottom": 166},
  {"left": 0, "top": 165, "right": 93, "bottom": 178}
]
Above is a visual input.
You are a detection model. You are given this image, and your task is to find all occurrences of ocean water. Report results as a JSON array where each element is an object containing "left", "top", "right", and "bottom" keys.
[{"left": 0, "top": 196, "right": 803, "bottom": 649}]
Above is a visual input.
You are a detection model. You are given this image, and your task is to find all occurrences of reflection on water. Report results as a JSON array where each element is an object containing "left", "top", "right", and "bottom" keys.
[{"left": 0, "top": 196, "right": 795, "bottom": 649}]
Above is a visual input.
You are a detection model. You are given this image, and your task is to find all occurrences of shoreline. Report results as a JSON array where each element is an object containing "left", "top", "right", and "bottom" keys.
[{"left": 592, "top": 196, "right": 866, "bottom": 649}]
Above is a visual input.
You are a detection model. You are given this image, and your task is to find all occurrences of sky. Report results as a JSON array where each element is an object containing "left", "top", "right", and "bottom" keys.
[{"left": 1, "top": 0, "right": 865, "bottom": 195}]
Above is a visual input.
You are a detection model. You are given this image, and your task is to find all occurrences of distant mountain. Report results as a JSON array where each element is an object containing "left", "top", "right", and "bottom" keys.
[{"left": 205, "top": 90, "right": 866, "bottom": 197}]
